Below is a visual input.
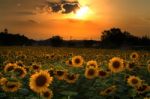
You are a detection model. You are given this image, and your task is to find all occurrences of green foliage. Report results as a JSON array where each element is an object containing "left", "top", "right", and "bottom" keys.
[{"left": 0, "top": 47, "right": 150, "bottom": 99}]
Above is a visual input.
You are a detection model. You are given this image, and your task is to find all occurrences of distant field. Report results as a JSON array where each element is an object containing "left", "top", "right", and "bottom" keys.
[{"left": 0, "top": 47, "right": 150, "bottom": 99}]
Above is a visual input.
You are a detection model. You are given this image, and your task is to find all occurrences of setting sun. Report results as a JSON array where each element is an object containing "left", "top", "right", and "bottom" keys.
[{"left": 74, "top": 6, "right": 90, "bottom": 19}]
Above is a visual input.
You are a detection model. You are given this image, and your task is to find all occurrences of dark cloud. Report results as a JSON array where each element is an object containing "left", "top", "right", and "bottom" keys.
[
  {"left": 47, "top": 2, "right": 62, "bottom": 12},
  {"left": 62, "top": 3, "right": 79, "bottom": 13},
  {"left": 42, "top": 0, "right": 80, "bottom": 14}
]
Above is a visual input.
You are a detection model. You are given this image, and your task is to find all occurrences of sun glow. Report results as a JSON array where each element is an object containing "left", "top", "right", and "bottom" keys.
[{"left": 74, "top": 6, "right": 90, "bottom": 19}]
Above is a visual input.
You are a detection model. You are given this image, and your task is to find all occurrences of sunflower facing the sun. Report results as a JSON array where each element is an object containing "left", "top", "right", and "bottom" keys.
[
  {"left": 29, "top": 70, "right": 53, "bottom": 93},
  {"left": 108, "top": 57, "right": 124, "bottom": 73},
  {"left": 72, "top": 55, "right": 84, "bottom": 67}
]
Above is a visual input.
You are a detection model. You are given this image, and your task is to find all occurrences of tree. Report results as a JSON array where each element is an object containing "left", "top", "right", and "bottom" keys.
[
  {"left": 101, "top": 28, "right": 125, "bottom": 48},
  {"left": 83, "top": 40, "right": 95, "bottom": 47},
  {"left": 100, "top": 28, "right": 150, "bottom": 49},
  {"left": 4, "top": 28, "right": 8, "bottom": 34},
  {"left": 50, "top": 36, "right": 63, "bottom": 47}
]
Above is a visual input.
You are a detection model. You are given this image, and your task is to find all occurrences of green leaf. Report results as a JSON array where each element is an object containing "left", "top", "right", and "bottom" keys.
[{"left": 60, "top": 90, "right": 78, "bottom": 96}]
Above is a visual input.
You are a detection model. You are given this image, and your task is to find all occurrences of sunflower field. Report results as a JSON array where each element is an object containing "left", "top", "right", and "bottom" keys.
[{"left": 0, "top": 46, "right": 150, "bottom": 99}]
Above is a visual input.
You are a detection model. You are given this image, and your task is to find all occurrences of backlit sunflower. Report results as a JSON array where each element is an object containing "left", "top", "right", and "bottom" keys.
[
  {"left": 130, "top": 52, "right": 139, "bottom": 61},
  {"left": 126, "top": 62, "right": 136, "bottom": 71},
  {"left": 108, "top": 57, "right": 124, "bottom": 73},
  {"left": 16, "top": 61, "right": 24, "bottom": 67},
  {"left": 50, "top": 53, "right": 55, "bottom": 59},
  {"left": 0, "top": 72, "right": 3, "bottom": 78},
  {"left": 41, "top": 88, "right": 53, "bottom": 99},
  {"left": 48, "top": 68, "right": 55, "bottom": 76},
  {"left": 4, "top": 63, "right": 17, "bottom": 73},
  {"left": 0, "top": 77, "right": 8, "bottom": 85},
  {"left": 135, "top": 84, "right": 150, "bottom": 94},
  {"left": 66, "top": 60, "right": 72, "bottom": 66},
  {"left": 144, "top": 97, "right": 150, "bottom": 99},
  {"left": 72, "top": 56, "right": 84, "bottom": 67},
  {"left": 127, "top": 76, "right": 142, "bottom": 87},
  {"left": 84, "top": 67, "right": 98, "bottom": 79},
  {"left": 24, "top": 66, "right": 30, "bottom": 72},
  {"left": 65, "top": 73, "right": 79, "bottom": 84},
  {"left": 2, "top": 81, "right": 21, "bottom": 92},
  {"left": 97, "top": 70, "right": 109, "bottom": 78},
  {"left": 86, "top": 60, "right": 98, "bottom": 68},
  {"left": 31, "top": 64, "right": 41, "bottom": 71},
  {"left": 100, "top": 85, "right": 117, "bottom": 96},
  {"left": 123, "top": 60, "right": 128, "bottom": 68},
  {"left": 29, "top": 70, "right": 53, "bottom": 93},
  {"left": 147, "top": 60, "right": 150, "bottom": 65},
  {"left": 55, "top": 70, "right": 67, "bottom": 80},
  {"left": 13, "top": 66, "right": 27, "bottom": 78}
]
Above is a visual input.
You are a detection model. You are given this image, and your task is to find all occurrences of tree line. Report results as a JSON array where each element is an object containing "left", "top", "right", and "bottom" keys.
[{"left": 0, "top": 28, "right": 150, "bottom": 49}]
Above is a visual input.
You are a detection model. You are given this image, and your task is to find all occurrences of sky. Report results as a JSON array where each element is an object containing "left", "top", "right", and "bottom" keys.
[{"left": 0, "top": 0, "right": 150, "bottom": 40}]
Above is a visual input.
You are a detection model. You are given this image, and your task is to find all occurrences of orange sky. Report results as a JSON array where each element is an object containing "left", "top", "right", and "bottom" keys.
[{"left": 0, "top": 0, "right": 150, "bottom": 40}]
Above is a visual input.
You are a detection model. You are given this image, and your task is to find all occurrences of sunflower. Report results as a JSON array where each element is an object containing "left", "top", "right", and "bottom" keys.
[
  {"left": 130, "top": 52, "right": 139, "bottom": 61},
  {"left": 55, "top": 70, "right": 67, "bottom": 80},
  {"left": 4, "top": 63, "right": 17, "bottom": 73},
  {"left": 72, "top": 56, "right": 84, "bottom": 67},
  {"left": 50, "top": 53, "right": 55, "bottom": 58},
  {"left": 84, "top": 67, "right": 98, "bottom": 79},
  {"left": 126, "top": 62, "right": 136, "bottom": 71},
  {"left": 100, "top": 85, "right": 117, "bottom": 96},
  {"left": 69, "top": 53, "right": 73, "bottom": 56},
  {"left": 29, "top": 70, "right": 53, "bottom": 93},
  {"left": 108, "top": 57, "right": 124, "bottom": 73},
  {"left": 123, "top": 60, "right": 128, "bottom": 68},
  {"left": 0, "top": 72, "right": 3, "bottom": 79},
  {"left": 13, "top": 66, "right": 27, "bottom": 78},
  {"left": 16, "top": 61, "right": 24, "bottom": 67},
  {"left": 31, "top": 64, "right": 41, "bottom": 71},
  {"left": 48, "top": 68, "right": 55, "bottom": 76},
  {"left": 24, "top": 66, "right": 30, "bottom": 72},
  {"left": 147, "top": 60, "right": 150, "bottom": 65},
  {"left": 2, "top": 81, "right": 21, "bottom": 92},
  {"left": 86, "top": 60, "right": 98, "bottom": 68},
  {"left": 135, "top": 84, "right": 150, "bottom": 94},
  {"left": 44, "top": 54, "right": 51, "bottom": 59},
  {"left": 0, "top": 77, "right": 8, "bottom": 85},
  {"left": 147, "top": 64, "right": 150, "bottom": 72},
  {"left": 65, "top": 73, "right": 79, "bottom": 84},
  {"left": 41, "top": 88, "right": 53, "bottom": 99},
  {"left": 66, "top": 60, "right": 72, "bottom": 66},
  {"left": 97, "top": 70, "right": 109, "bottom": 78},
  {"left": 127, "top": 76, "right": 142, "bottom": 87}
]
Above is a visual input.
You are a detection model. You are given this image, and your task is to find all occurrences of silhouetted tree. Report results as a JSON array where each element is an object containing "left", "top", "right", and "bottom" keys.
[
  {"left": 83, "top": 40, "right": 95, "bottom": 47},
  {"left": 50, "top": 36, "right": 63, "bottom": 47},
  {"left": 4, "top": 28, "right": 8, "bottom": 34},
  {"left": 141, "top": 36, "right": 150, "bottom": 46},
  {"left": 101, "top": 28, "right": 125, "bottom": 48},
  {"left": 0, "top": 32, "right": 35, "bottom": 46},
  {"left": 100, "top": 28, "right": 150, "bottom": 49}
]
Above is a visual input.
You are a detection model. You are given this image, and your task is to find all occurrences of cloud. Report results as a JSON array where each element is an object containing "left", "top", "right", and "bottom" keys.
[
  {"left": 47, "top": 2, "right": 62, "bottom": 12},
  {"left": 16, "top": 11, "right": 36, "bottom": 15},
  {"left": 62, "top": 3, "right": 79, "bottom": 13},
  {"left": 39, "top": 0, "right": 80, "bottom": 14},
  {"left": 28, "top": 19, "right": 39, "bottom": 24}
]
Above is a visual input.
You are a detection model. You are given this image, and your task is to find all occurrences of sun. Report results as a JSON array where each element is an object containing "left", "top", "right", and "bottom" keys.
[
  {"left": 65, "top": 5, "right": 93, "bottom": 20},
  {"left": 74, "top": 6, "right": 90, "bottom": 19}
]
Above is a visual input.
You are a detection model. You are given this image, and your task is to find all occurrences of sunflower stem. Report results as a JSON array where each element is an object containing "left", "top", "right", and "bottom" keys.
[
  {"left": 67, "top": 95, "right": 71, "bottom": 99},
  {"left": 38, "top": 93, "right": 41, "bottom": 99}
]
